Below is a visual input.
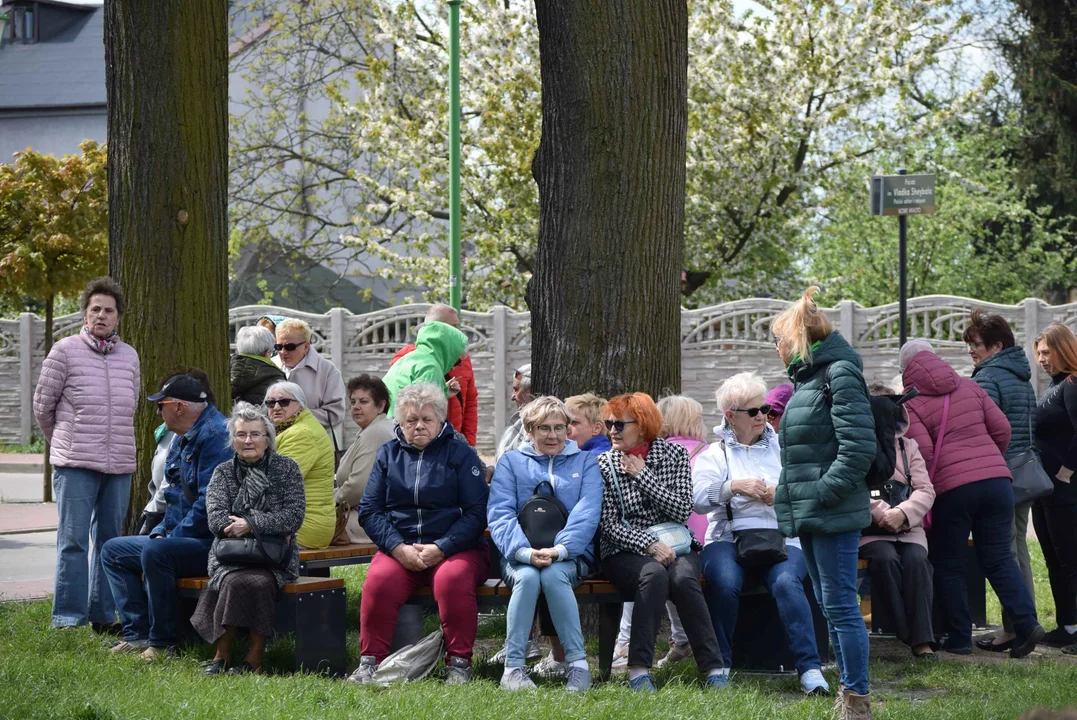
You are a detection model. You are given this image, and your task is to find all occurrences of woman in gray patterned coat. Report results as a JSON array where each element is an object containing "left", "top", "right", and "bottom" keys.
[{"left": 191, "top": 403, "right": 305, "bottom": 675}]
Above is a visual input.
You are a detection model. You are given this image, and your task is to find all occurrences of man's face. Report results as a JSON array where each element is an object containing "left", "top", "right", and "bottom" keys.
[
  {"left": 511, "top": 376, "right": 532, "bottom": 408},
  {"left": 275, "top": 329, "right": 310, "bottom": 369}
]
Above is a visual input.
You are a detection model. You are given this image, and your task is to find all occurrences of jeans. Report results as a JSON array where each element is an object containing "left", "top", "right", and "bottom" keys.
[
  {"left": 100, "top": 535, "right": 212, "bottom": 646},
  {"left": 602, "top": 551, "right": 723, "bottom": 672},
  {"left": 1003, "top": 501, "right": 1035, "bottom": 634},
  {"left": 1031, "top": 480, "right": 1077, "bottom": 627},
  {"left": 801, "top": 530, "right": 870, "bottom": 695},
  {"left": 52, "top": 467, "right": 131, "bottom": 628},
  {"left": 700, "top": 541, "right": 821, "bottom": 674},
  {"left": 858, "top": 541, "right": 934, "bottom": 647},
  {"left": 501, "top": 558, "right": 585, "bottom": 668},
  {"left": 929, "top": 477, "right": 1039, "bottom": 649}
]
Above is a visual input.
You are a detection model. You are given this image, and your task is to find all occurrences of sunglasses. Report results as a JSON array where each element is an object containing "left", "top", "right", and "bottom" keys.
[
  {"left": 274, "top": 341, "right": 308, "bottom": 352},
  {"left": 603, "top": 419, "right": 637, "bottom": 433},
  {"left": 155, "top": 399, "right": 183, "bottom": 414},
  {"left": 732, "top": 404, "right": 772, "bottom": 418},
  {"left": 264, "top": 398, "right": 296, "bottom": 409}
]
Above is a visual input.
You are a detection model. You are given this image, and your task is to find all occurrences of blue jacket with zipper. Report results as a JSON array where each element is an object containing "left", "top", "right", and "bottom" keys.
[{"left": 358, "top": 421, "right": 488, "bottom": 557}]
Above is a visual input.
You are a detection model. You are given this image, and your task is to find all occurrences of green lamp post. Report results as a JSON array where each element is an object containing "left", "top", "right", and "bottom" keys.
[{"left": 448, "top": 0, "right": 462, "bottom": 313}]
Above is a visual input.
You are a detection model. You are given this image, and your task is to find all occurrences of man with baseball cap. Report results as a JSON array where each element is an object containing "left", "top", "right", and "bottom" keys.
[{"left": 101, "top": 369, "right": 232, "bottom": 661}]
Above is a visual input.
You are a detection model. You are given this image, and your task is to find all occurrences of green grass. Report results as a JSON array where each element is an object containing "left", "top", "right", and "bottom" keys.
[
  {"left": 0, "top": 436, "right": 44, "bottom": 454},
  {"left": 1, "top": 544, "right": 1075, "bottom": 720}
]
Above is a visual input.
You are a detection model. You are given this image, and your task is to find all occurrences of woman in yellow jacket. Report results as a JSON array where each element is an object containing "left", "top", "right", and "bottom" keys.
[{"left": 264, "top": 381, "right": 335, "bottom": 549}]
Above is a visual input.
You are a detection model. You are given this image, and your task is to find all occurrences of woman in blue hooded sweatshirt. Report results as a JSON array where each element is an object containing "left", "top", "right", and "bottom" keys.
[{"left": 488, "top": 396, "right": 603, "bottom": 693}]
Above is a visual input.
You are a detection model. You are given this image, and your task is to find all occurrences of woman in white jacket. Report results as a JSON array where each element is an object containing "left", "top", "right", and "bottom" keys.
[{"left": 693, "top": 372, "right": 828, "bottom": 694}]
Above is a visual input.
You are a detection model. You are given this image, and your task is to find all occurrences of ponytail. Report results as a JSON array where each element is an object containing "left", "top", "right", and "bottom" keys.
[{"left": 771, "top": 287, "right": 832, "bottom": 365}]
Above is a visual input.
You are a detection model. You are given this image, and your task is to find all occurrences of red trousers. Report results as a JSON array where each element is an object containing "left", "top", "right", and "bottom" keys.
[{"left": 359, "top": 545, "right": 490, "bottom": 663}]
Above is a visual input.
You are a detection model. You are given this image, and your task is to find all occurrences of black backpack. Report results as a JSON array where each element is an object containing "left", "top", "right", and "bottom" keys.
[
  {"left": 517, "top": 480, "right": 569, "bottom": 549},
  {"left": 822, "top": 367, "right": 918, "bottom": 490}
]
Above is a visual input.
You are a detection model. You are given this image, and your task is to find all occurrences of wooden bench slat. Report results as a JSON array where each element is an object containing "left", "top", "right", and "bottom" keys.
[
  {"left": 299, "top": 543, "right": 377, "bottom": 562},
  {"left": 178, "top": 576, "right": 344, "bottom": 593}
]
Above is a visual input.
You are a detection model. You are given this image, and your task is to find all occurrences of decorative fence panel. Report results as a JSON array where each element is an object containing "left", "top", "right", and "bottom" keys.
[{"left": 2, "top": 297, "right": 1067, "bottom": 454}]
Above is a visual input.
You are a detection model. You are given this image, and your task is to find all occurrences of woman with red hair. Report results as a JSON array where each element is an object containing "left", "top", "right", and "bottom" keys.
[{"left": 598, "top": 393, "right": 725, "bottom": 692}]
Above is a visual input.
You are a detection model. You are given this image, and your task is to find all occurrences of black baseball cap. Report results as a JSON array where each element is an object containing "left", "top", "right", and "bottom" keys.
[{"left": 147, "top": 374, "right": 208, "bottom": 403}]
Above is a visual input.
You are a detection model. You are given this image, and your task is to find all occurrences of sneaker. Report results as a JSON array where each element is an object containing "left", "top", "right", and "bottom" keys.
[
  {"left": 490, "top": 640, "right": 542, "bottom": 665},
  {"left": 611, "top": 643, "right": 629, "bottom": 671},
  {"left": 202, "top": 658, "right": 228, "bottom": 676},
  {"left": 628, "top": 673, "right": 657, "bottom": 693},
  {"left": 656, "top": 641, "right": 693, "bottom": 669},
  {"left": 565, "top": 665, "right": 592, "bottom": 693},
  {"left": 499, "top": 667, "right": 537, "bottom": 692},
  {"left": 445, "top": 656, "right": 472, "bottom": 685},
  {"left": 227, "top": 661, "right": 259, "bottom": 675},
  {"left": 1011, "top": 624, "right": 1045, "bottom": 659},
  {"left": 109, "top": 639, "right": 148, "bottom": 655},
  {"left": 704, "top": 672, "right": 729, "bottom": 690},
  {"left": 1042, "top": 627, "right": 1077, "bottom": 648},
  {"left": 140, "top": 646, "right": 177, "bottom": 661},
  {"left": 533, "top": 651, "right": 567, "bottom": 678},
  {"left": 799, "top": 668, "right": 830, "bottom": 695},
  {"left": 347, "top": 656, "right": 378, "bottom": 685}
]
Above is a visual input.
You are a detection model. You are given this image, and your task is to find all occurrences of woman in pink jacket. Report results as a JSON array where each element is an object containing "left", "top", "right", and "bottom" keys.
[
  {"left": 900, "top": 340, "right": 1044, "bottom": 658},
  {"left": 33, "top": 277, "right": 140, "bottom": 633},
  {"left": 859, "top": 385, "right": 936, "bottom": 659}
]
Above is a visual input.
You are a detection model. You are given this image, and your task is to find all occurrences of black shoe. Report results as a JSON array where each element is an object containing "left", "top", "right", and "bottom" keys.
[
  {"left": 941, "top": 643, "right": 972, "bottom": 655},
  {"left": 1011, "top": 625, "right": 1045, "bottom": 659},
  {"left": 1041, "top": 627, "right": 1077, "bottom": 648},
  {"left": 227, "top": 661, "right": 259, "bottom": 675},
  {"left": 975, "top": 637, "right": 1014, "bottom": 652},
  {"left": 91, "top": 622, "right": 124, "bottom": 637},
  {"left": 202, "top": 659, "right": 228, "bottom": 676},
  {"left": 913, "top": 650, "right": 939, "bottom": 662}
]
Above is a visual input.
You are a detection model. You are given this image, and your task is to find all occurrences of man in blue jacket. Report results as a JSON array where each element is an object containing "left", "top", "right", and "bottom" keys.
[{"left": 101, "top": 371, "right": 232, "bottom": 660}]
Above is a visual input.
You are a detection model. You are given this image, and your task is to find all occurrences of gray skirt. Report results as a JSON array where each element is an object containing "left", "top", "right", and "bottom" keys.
[{"left": 191, "top": 568, "right": 277, "bottom": 643}]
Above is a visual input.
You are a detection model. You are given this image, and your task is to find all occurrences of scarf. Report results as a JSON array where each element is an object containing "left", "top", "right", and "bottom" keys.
[
  {"left": 274, "top": 411, "right": 302, "bottom": 434},
  {"left": 231, "top": 452, "right": 274, "bottom": 515},
  {"left": 82, "top": 325, "right": 118, "bottom": 355},
  {"left": 626, "top": 441, "right": 651, "bottom": 459}
]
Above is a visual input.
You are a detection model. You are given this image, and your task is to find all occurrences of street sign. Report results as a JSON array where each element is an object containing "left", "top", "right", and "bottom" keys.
[{"left": 870, "top": 173, "right": 937, "bottom": 216}]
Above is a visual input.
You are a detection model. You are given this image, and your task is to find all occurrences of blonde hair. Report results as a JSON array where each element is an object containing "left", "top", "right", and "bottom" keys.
[
  {"left": 275, "top": 318, "right": 312, "bottom": 342},
  {"left": 520, "top": 396, "right": 571, "bottom": 432},
  {"left": 565, "top": 393, "right": 608, "bottom": 426},
  {"left": 714, "top": 373, "right": 768, "bottom": 415},
  {"left": 657, "top": 395, "right": 707, "bottom": 441},
  {"left": 771, "top": 287, "right": 832, "bottom": 365}
]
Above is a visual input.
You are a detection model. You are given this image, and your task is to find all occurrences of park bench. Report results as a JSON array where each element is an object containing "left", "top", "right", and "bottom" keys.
[
  {"left": 176, "top": 575, "right": 348, "bottom": 677},
  {"left": 298, "top": 543, "right": 377, "bottom": 575}
]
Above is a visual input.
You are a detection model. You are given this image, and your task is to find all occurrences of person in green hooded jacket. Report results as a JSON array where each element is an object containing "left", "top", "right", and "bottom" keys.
[
  {"left": 771, "top": 287, "right": 875, "bottom": 720},
  {"left": 383, "top": 320, "right": 469, "bottom": 415}
]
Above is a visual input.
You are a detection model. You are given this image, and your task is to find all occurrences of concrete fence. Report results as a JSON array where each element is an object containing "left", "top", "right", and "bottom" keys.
[{"left": 2, "top": 296, "right": 1072, "bottom": 454}]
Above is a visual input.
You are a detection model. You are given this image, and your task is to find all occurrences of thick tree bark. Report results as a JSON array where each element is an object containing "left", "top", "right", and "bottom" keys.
[
  {"left": 530, "top": 1, "right": 688, "bottom": 400},
  {"left": 105, "top": 0, "right": 230, "bottom": 529}
]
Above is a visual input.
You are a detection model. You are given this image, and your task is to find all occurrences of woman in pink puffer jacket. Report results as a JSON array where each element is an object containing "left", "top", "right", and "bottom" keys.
[{"left": 33, "top": 277, "right": 140, "bottom": 633}]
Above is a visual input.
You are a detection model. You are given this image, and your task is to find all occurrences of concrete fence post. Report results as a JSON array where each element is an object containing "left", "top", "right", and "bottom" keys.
[
  {"left": 493, "top": 305, "right": 508, "bottom": 443},
  {"left": 1024, "top": 298, "right": 1041, "bottom": 396},
  {"left": 19, "top": 312, "right": 33, "bottom": 444},
  {"left": 839, "top": 300, "right": 856, "bottom": 348}
]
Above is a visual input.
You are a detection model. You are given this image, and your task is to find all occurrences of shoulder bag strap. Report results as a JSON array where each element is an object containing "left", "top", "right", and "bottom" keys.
[
  {"left": 719, "top": 440, "right": 737, "bottom": 522},
  {"left": 606, "top": 454, "right": 631, "bottom": 527},
  {"left": 898, "top": 437, "right": 911, "bottom": 482},
  {"left": 688, "top": 442, "right": 707, "bottom": 462},
  {"left": 928, "top": 393, "right": 952, "bottom": 478}
]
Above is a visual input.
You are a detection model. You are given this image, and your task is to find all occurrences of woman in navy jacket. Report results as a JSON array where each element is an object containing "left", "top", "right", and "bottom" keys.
[
  {"left": 351, "top": 383, "right": 490, "bottom": 686},
  {"left": 488, "top": 397, "right": 603, "bottom": 692}
]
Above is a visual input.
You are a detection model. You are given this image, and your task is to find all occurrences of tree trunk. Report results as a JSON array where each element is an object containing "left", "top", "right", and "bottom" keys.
[
  {"left": 42, "top": 295, "right": 54, "bottom": 503},
  {"left": 104, "top": 0, "right": 230, "bottom": 530},
  {"left": 529, "top": 1, "right": 688, "bottom": 399}
]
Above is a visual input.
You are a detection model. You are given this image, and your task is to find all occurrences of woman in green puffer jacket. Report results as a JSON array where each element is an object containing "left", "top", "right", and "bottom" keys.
[{"left": 771, "top": 287, "right": 875, "bottom": 720}]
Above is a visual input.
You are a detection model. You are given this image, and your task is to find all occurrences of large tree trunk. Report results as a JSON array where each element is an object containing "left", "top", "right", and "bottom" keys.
[
  {"left": 529, "top": 1, "right": 688, "bottom": 400},
  {"left": 104, "top": 0, "right": 230, "bottom": 529}
]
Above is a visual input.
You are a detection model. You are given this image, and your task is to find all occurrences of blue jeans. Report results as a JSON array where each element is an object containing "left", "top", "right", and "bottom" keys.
[
  {"left": 501, "top": 557, "right": 585, "bottom": 668},
  {"left": 100, "top": 535, "right": 212, "bottom": 646},
  {"left": 801, "top": 530, "right": 870, "bottom": 695},
  {"left": 930, "top": 477, "right": 1039, "bottom": 649},
  {"left": 700, "top": 541, "right": 821, "bottom": 674},
  {"left": 52, "top": 467, "right": 131, "bottom": 628}
]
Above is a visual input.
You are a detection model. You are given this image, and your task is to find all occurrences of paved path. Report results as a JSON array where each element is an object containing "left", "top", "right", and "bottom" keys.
[{"left": 0, "top": 531, "right": 55, "bottom": 601}]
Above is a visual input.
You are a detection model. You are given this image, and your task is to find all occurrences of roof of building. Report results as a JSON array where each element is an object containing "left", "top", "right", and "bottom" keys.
[{"left": 0, "top": 2, "right": 104, "bottom": 111}]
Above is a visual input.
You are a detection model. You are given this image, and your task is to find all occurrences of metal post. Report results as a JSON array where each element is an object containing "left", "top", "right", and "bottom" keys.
[
  {"left": 448, "top": 0, "right": 462, "bottom": 313},
  {"left": 898, "top": 168, "right": 908, "bottom": 347}
]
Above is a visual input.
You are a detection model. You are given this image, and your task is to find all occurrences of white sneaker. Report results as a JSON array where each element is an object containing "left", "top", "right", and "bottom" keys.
[
  {"left": 611, "top": 643, "right": 629, "bottom": 671},
  {"left": 500, "top": 667, "right": 537, "bottom": 691},
  {"left": 533, "top": 650, "right": 567, "bottom": 678},
  {"left": 490, "top": 639, "right": 542, "bottom": 664},
  {"left": 346, "top": 656, "right": 377, "bottom": 685},
  {"left": 565, "top": 665, "right": 592, "bottom": 693},
  {"left": 656, "top": 641, "right": 693, "bottom": 668},
  {"left": 800, "top": 668, "right": 830, "bottom": 695}
]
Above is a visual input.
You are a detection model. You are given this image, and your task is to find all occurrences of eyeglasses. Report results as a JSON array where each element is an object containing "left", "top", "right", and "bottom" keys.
[
  {"left": 767, "top": 411, "right": 782, "bottom": 421},
  {"left": 966, "top": 341, "right": 985, "bottom": 352},
  {"left": 264, "top": 398, "right": 296, "bottom": 409},
  {"left": 732, "top": 404, "right": 772, "bottom": 418},
  {"left": 772, "top": 335, "right": 781, "bottom": 347},
  {"left": 235, "top": 432, "right": 266, "bottom": 442},
  {"left": 534, "top": 424, "right": 568, "bottom": 435},
  {"left": 604, "top": 419, "right": 637, "bottom": 433},
  {"left": 156, "top": 399, "right": 182, "bottom": 414},
  {"left": 274, "top": 341, "right": 308, "bottom": 352}
]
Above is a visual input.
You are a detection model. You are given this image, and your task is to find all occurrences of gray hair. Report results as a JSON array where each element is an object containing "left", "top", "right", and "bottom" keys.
[
  {"left": 516, "top": 363, "right": 532, "bottom": 392},
  {"left": 275, "top": 317, "right": 312, "bottom": 341},
  {"left": 715, "top": 372, "right": 769, "bottom": 415},
  {"left": 227, "top": 402, "right": 277, "bottom": 451},
  {"left": 236, "top": 325, "right": 276, "bottom": 356},
  {"left": 394, "top": 382, "right": 448, "bottom": 425},
  {"left": 899, "top": 339, "right": 935, "bottom": 372},
  {"left": 265, "top": 381, "right": 308, "bottom": 410}
]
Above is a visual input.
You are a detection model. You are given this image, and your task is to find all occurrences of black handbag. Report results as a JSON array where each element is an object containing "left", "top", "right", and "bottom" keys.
[
  {"left": 720, "top": 441, "right": 787, "bottom": 567},
  {"left": 864, "top": 438, "right": 913, "bottom": 537},
  {"left": 214, "top": 513, "right": 293, "bottom": 569},
  {"left": 1009, "top": 412, "right": 1054, "bottom": 506},
  {"left": 517, "top": 480, "right": 569, "bottom": 550}
]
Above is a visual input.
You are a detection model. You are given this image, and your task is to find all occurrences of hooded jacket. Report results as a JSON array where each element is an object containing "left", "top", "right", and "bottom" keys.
[
  {"left": 358, "top": 421, "right": 489, "bottom": 557},
  {"left": 903, "top": 351, "right": 1011, "bottom": 495},
  {"left": 382, "top": 321, "right": 469, "bottom": 415},
  {"left": 392, "top": 346, "right": 478, "bottom": 446},
  {"left": 970, "top": 346, "right": 1037, "bottom": 460},
  {"left": 774, "top": 332, "right": 874, "bottom": 536},
  {"left": 487, "top": 440, "right": 603, "bottom": 565},
  {"left": 231, "top": 353, "right": 286, "bottom": 406}
]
